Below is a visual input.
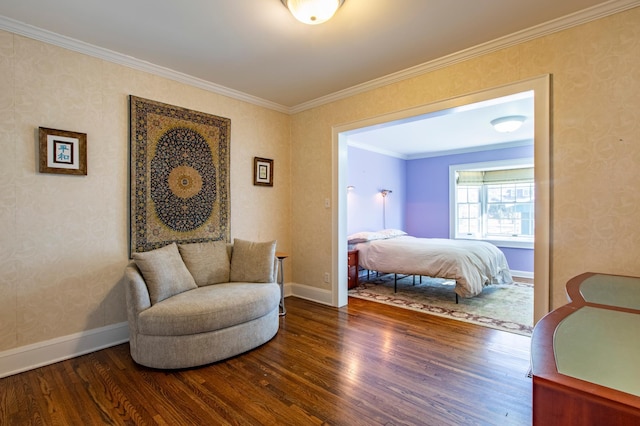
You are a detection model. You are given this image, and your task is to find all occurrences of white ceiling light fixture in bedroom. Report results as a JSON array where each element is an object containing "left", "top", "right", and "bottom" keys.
[
  {"left": 490, "top": 115, "right": 526, "bottom": 133},
  {"left": 281, "top": 0, "right": 345, "bottom": 25}
]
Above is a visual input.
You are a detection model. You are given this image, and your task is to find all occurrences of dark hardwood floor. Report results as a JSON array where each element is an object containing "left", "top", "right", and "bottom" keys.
[{"left": 1, "top": 296, "right": 532, "bottom": 425}]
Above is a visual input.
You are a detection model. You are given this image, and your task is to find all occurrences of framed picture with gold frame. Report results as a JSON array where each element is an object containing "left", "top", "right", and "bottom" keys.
[
  {"left": 38, "top": 127, "right": 87, "bottom": 175},
  {"left": 254, "top": 157, "right": 273, "bottom": 186}
]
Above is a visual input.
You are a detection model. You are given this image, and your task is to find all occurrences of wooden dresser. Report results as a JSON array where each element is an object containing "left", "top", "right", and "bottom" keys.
[
  {"left": 347, "top": 250, "right": 358, "bottom": 289},
  {"left": 530, "top": 273, "right": 640, "bottom": 425}
]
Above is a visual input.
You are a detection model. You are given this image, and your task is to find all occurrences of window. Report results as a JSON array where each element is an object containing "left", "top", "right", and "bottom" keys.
[{"left": 450, "top": 160, "right": 534, "bottom": 248}]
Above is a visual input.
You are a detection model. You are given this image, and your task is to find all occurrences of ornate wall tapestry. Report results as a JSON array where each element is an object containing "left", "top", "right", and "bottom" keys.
[{"left": 129, "top": 96, "right": 230, "bottom": 255}]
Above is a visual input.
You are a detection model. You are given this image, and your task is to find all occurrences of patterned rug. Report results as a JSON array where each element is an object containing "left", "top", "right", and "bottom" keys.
[
  {"left": 129, "top": 96, "right": 231, "bottom": 255},
  {"left": 349, "top": 273, "right": 533, "bottom": 336}
]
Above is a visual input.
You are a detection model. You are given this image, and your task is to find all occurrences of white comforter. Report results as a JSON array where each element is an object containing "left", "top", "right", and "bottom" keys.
[{"left": 354, "top": 236, "right": 513, "bottom": 298}]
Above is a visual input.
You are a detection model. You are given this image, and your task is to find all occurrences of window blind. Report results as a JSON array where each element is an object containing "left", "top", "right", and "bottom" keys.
[{"left": 457, "top": 167, "right": 533, "bottom": 185}]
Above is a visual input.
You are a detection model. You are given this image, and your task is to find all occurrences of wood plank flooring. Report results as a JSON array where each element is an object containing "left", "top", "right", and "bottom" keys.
[{"left": 1, "top": 296, "right": 532, "bottom": 425}]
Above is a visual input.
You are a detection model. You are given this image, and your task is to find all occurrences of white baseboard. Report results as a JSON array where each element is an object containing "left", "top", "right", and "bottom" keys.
[
  {"left": 289, "top": 282, "right": 333, "bottom": 306},
  {"left": 1, "top": 283, "right": 313, "bottom": 379},
  {"left": 283, "top": 281, "right": 293, "bottom": 297},
  {"left": 0, "top": 322, "right": 129, "bottom": 379},
  {"left": 511, "top": 269, "right": 534, "bottom": 279},
  {"left": 2, "top": 274, "right": 536, "bottom": 378}
]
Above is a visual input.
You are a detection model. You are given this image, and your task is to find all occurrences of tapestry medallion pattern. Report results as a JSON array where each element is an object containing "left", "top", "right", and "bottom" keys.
[{"left": 129, "top": 96, "right": 230, "bottom": 255}]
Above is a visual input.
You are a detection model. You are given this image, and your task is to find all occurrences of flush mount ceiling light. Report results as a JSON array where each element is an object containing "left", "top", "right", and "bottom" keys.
[
  {"left": 281, "top": 0, "right": 345, "bottom": 25},
  {"left": 490, "top": 115, "right": 526, "bottom": 133}
]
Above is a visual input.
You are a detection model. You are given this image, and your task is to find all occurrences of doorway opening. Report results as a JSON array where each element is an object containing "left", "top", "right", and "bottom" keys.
[{"left": 332, "top": 75, "right": 550, "bottom": 325}]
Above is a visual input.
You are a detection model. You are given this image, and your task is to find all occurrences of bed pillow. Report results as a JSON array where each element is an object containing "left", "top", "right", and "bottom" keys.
[
  {"left": 347, "top": 231, "right": 386, "bottom": 244},
  {"left": 178, "top": 241, "right": 230, "bottom": 286},
  {"left": 229, "top": 238, "right": 276, "bottom": 283},
  {"left": 132, "top": 243, "right": 197, "bottom": 305},
  {"left": 377, "top": 229, "right": 408, "bottom": 239}
]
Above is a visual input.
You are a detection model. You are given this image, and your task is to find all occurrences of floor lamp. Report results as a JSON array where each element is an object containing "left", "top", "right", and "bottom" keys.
[{"left": 380, "top": 189, "right": 392, "bottom": 229}]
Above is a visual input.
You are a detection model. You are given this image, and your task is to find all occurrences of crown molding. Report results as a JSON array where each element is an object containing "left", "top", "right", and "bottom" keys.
[
  {"left": 0, "top": 16, "right": 290, "bottom": 114},
  {"left": 0, "top": 0, "right": 637, "bottom": 115},
  {"left": 348, "top": 139, "right": 534, "bottom": 161},
  {"left": 289, "top": 0, "right": 640, "bottom": 113},
  {"left": 348, "top": 140, "right": 409, "bottom": 160}
]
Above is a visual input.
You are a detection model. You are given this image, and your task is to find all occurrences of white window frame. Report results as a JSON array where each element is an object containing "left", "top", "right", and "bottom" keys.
[{"left": 449, "top": 158, "right": 534, "bottom": 249}]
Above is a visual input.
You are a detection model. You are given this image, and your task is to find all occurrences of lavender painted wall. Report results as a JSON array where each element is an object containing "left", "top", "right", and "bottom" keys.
[
  {"left": 347, "top": 146, "right": 406, "bottom": 234},
  {"left": 406, "top": 144, "right": 534, "bottom": 273},
  {"left": 348, "top": 143, "right": 535, "bottom": 274}
]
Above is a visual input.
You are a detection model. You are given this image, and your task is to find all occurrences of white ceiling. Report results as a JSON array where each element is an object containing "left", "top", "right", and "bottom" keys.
[
  {"left": 0, "top": 0, "right": 635, "bottom": 155},
  {"left": 346, "top": 91, "right": 535, "bottom": 159}
]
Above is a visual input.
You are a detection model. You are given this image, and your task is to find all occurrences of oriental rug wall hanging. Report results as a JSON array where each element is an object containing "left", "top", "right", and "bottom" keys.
[{"left": 129, "top": 96, "right": 230, "bottom": 255}]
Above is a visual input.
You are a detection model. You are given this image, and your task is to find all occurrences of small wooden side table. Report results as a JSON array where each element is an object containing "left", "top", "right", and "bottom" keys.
[
  {"left": 275, "top": 252, "right": 288, "bottom": 316},
  {"left": 348, "top": 250, "right": 359, "bottom": 289}
]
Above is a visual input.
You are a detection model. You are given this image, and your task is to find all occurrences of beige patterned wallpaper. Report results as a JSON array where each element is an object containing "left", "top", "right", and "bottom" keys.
[
  {"left": 0, "top": 32, "right": 291, "bottom": 351},
  {"left": 1, "top": 6, "right": 639, "bottom": 354},
  {"left": 290, "top": 7, "right": 640, "bottom": 309}
]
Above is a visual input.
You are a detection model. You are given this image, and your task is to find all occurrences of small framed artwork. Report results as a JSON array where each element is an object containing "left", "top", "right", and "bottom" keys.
[
  {"left": 39, "top": 127, "right": 87, "bottom": 175},
  {"left": 253, "top": 157, "right": 273, "bottom": 187}
]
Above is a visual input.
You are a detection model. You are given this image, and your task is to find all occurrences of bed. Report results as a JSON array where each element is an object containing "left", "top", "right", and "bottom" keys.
[{"left": 349, "top": 230, "right": 513, "bottom": 299}]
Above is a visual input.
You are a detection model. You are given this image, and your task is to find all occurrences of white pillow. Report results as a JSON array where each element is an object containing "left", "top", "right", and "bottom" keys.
[
  {"left": 347, "top": 231, "right": 386, "bottom": 244},
  {"left": 377, "top": 229, "right": 408, "bottom": 239}
]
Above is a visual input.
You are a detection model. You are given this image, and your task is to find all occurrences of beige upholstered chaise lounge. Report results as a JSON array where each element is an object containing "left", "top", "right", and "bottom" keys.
[{"left": 124, "top": 239, "right": 280, "bottom": 369}]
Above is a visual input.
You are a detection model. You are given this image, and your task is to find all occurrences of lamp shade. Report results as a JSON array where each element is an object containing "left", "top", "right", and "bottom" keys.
[
  {"left": 282, "top": 0, "right": 344, "bottom": 25},
  {"left": 490, "top": 115, "right": 526, "bottom": 133}
]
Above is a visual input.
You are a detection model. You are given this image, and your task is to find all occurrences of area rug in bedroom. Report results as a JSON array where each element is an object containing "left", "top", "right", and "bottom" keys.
[{"left": 349, "top": 274, "right": 533, "bottom": 336}]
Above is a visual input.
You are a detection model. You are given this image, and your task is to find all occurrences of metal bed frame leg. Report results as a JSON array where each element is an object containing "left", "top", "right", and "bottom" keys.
[{"left": 385, "top": 271, "right": 459, "bottom": 303}]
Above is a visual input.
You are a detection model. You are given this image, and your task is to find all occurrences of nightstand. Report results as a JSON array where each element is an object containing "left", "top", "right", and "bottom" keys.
[{"left": 348, "top": 250, "right": 359, "bottom": 289}]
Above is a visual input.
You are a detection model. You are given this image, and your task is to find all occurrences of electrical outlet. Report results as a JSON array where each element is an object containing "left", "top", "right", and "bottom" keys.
[{"left": 323, "top": 272, "right": 330, "bottom": 283}]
